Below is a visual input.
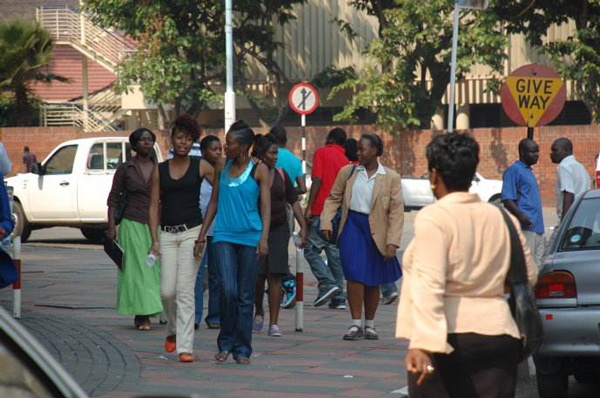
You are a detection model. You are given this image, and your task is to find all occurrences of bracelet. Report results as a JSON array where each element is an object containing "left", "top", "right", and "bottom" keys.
[{"left": 195, "top": 239, "right": 205, "bottom": 244}]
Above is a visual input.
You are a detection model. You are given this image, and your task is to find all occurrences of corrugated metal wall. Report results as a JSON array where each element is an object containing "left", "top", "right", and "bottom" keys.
[{"left": 253, "top": 1, "right": 578, "bottom": 105}]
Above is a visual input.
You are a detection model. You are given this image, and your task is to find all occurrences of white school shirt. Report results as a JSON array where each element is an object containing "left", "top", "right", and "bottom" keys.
[
  {"left": 0, "top": 143, "right": 11, "bottom": 176},
  {"left": 350, "top": 163, "right": 387, "bottom": 214},
  {"left": 199, "top": 179, "right": 214, "bottom": 236},
  {"left": 556, "top": 155, "right": 591, "bottom": 219}
]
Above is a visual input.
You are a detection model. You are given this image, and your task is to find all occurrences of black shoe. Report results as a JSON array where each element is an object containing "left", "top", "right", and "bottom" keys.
[
  {"left": 194, "top": 323, "right": 199, "bottom": 330},
  {"left": 364, "top": 326, "right": 379, "bottom": 340},
  {"left": 314, "top": 286, "right": 340, "bottom": 307},
  {"left": 343, "top": 326, "right": 364, "bottom": 340},
  {"left": 329, "top": 299, "right": 347, "bottom": 310}
]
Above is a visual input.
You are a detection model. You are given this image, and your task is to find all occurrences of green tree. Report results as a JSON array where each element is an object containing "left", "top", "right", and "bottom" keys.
[
  {"left": 84, "top": 0, "right": 304, "bottom": 127},
  {"left": 332, "top": 0, "right": 507, "bottom": 130},
  {"left": 492, "top": 1, "right": 600, "bottom": 122},
  {"left": 0, "top": 20, "right": 66, "bottom": 126}
]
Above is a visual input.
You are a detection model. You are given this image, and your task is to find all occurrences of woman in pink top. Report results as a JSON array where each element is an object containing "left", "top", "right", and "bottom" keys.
[{"left": 396, "top": 133, "right": 537, "bottom": 398}]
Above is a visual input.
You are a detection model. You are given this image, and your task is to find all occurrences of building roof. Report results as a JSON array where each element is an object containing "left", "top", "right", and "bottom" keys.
[{"left": 31, "top": 45, "right": 117, "bottom": 102}]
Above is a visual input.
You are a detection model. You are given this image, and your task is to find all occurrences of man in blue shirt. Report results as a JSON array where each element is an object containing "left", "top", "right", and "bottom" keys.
[
  {"left": 501, "top": 139, "right": 545, "bottom": 267},
  {"left": 270, "top": 126, "right": 306, "bottom": 195}
]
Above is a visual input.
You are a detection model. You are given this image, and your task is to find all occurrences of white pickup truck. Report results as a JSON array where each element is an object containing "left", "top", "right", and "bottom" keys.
[
  {"left": 6, "top": 137, "right": 163, "bottom": 242},
  {"left": 402, "top": 172, "right": 503, "bottom": 210}
]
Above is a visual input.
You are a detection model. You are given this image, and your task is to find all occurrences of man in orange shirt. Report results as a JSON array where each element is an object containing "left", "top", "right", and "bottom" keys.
[{"left": 304, "top": 128, "right": 349, "bottom": 309}]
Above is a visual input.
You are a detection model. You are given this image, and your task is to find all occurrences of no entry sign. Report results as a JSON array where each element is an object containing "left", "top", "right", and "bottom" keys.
[
  {"left": 501, "top": 63, "right": 566, "bottom": 128},
  {"left": 289, "top": 83, "right": 319, "bottom": 115}
]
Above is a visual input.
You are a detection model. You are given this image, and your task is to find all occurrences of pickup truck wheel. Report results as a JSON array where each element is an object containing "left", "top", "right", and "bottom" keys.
[
  {"left": 13, "top": 202, "right": 31, "bottom": 243},
  {"left": 537, "top": 372, "right": 568, "bottom": 398},
  {"left": 81, "top": 228, "right": 105, "bottom": 243}
]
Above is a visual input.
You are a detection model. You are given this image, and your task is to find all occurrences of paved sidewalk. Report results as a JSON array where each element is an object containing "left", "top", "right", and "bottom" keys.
[{"left": 0, "top": 237, "right": 410, "bottom": 398}]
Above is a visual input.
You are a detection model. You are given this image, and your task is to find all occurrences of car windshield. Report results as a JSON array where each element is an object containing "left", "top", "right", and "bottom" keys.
[{"left": 560, "top": 197, "right": 600, "bottom": 251}]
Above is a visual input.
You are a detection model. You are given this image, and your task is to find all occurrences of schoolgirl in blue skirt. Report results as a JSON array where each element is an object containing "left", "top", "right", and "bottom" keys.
[{"left": 320, "top": 134, "right": 404, "bottom": 341}]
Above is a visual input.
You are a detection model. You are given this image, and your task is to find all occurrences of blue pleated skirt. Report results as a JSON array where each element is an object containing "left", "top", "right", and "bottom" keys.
[{"left": 338, "top": 211, "right": 401, "bottom": 287}]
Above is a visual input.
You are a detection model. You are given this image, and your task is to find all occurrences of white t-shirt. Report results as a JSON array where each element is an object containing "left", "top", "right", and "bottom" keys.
[
  {"left": 556, "top": 155, "right": 591, "bottom": 218},
  {"left": 350, "top": 163, "right": 387, "bottom": 214},
  {"left": 0, "top": 143, "right": 11, "bottom": 176},
  {"left": 199, "top": 178, "right": 214, "bottom": 236}
]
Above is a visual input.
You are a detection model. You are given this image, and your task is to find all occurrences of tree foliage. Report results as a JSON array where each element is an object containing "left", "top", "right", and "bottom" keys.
[
  {"left": 332, "top": 0, "right": 507, "bottom": 130},
  {"left": 84, "top": 0, "right": 304, "bottom": 126},
  {"left": 492, "top": 0, "right": 600, "bottom": 122},
  {"left": 0, "top": 20, "right": 65, "bottom": 126}
]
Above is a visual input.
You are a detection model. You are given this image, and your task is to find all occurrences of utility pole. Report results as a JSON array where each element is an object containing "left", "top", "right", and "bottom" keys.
[{"left": 224, "top": 0, "right": 236, "bottom": 132}]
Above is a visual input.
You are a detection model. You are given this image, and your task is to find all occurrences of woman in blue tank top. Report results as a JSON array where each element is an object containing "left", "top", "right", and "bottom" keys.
[{"left": 196, "top": 120, "right": 271, "bottom": 365}]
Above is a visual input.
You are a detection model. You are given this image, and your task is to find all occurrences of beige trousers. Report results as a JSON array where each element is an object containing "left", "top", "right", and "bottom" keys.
[
  {"left": 160, "top": 225, "right": 201, "bottom": 354},
  {"left": 523, "top": 230, "right": 545, "bottom": 269}
]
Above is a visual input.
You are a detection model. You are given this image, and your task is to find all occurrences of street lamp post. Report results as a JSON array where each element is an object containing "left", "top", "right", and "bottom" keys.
[
  {"left": 447, "top": 0, "right": 489, "bottom": 133},
  {"left": 224, "top": 0, "right": 235, "bottom": 132}
]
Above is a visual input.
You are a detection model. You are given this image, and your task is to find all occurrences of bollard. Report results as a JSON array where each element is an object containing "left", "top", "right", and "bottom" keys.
[
  {"left": 13, "top": 236, "right": 21, "bottom": 319},
  {"left": 295, "top": 247, "right": 304, "bottom": 332}
]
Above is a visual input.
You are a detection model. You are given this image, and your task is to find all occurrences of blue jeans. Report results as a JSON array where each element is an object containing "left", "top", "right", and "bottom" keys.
[
  {"left": 214, "top": 241, "right": 258, "bottom": 359},
  {"left": 195, "top": 237, "right": 220, "bottom": 326},
  {"left": 304, "top": 217, "right": 344, "bottom": 300}
]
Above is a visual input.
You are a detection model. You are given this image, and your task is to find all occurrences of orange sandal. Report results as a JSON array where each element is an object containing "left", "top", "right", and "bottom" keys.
[
  {"left": 179, "top": 353, "right": 195, "bottom": 363},
  {"left": 165, "top": 335, "right": 176, "bottom": 353}
]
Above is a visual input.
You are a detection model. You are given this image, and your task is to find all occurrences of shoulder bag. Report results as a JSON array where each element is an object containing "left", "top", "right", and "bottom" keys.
[
  {"left": 113, "top": 162, "right": 129, "bottom": 225},
  {"left": 499, "top": 208, "right": 544, "bottom": 361}
]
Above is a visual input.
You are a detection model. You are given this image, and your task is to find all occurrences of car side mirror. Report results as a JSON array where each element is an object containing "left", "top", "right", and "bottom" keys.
[{"left": 31, "top": 163, "right": 44, "bottom": 175}]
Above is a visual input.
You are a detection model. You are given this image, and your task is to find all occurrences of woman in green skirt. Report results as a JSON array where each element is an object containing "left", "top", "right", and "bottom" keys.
[{"left": 107, "top": 128, "right": 163, "bottom": 330}]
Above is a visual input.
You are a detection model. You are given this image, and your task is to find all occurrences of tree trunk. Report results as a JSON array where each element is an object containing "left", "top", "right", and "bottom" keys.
[{"left": 13, "top": 84, "right": 32, "bottom": 127}]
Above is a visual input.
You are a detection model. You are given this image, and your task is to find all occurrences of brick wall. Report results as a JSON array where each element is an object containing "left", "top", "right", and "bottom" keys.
[{"left": 2, "top": 124, "right": 598, "bottom": 204}]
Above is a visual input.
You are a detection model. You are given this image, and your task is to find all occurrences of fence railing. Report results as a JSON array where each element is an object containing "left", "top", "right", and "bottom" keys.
[
  {"left": 36, "top": 5, "right": 136, "bottom": 70},
  {"left": 40, "top": 102, "right": 119, "bottom": 132}
]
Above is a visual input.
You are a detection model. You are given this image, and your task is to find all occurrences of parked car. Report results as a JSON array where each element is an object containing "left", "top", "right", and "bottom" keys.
[
  {"left": 534, "top": 188, "right": 600, "bottom": 398},
  {"left": 5, "top": 137, "right": 163, "bottom": 243},
  {"left": 402, "top": 172, "right": 503, "bottom": 210}
]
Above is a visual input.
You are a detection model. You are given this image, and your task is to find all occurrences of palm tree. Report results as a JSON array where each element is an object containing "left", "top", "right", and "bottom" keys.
[{"left": 0, "top": 19, "right": 67, "bottom": 126}]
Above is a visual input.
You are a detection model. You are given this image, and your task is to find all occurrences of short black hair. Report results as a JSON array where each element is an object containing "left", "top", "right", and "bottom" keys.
[
  {"left": 360, "top": 134, "right": 384, "bottom": 157},
  {"left": 553, "top": 137, "right": 573, "bottom": 154},
  {"left": 268, "top": 125, "right": 287, "bottom": 145},
  {"left": 24, "top": 146, "right": 30, "bottom": 152},
  {"left": 200, "top": 135, "right": 220, "bottom": 153},
  {"left": 343, "top": 138, "right": 358, "bottom": 162},
  {"left": 172, "top": 114, "right": 200, "bottom": 141},
  {"left": 129, "top": 128, "right": 156, "bottom": 150},
  {"left": 426, "top": 133, "right": 479, "bottom": 191},
  {"left": 252, "top": 134, "right": 278, "bottom": 160},
  {"left": 327, "top": 127, "right": 346, "bottom": 146}
]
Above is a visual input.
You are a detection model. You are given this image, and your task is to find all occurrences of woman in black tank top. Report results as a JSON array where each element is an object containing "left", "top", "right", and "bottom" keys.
[{"left": 148, "top": 115, "right": 214, "bottom": 363}]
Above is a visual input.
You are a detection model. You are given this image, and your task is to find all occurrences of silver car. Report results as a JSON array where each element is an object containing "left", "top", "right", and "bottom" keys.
[{"left": 535, "top": 189, "right": 600, "bottom": 398}]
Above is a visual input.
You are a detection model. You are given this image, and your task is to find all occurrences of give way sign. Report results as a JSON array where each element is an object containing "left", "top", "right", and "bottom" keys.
[
  {"left": 289, "top": 83, "right": 319, "bottom": 115},
  {"left": 501, "top": 63, "right": 566, "bottom": 128}
]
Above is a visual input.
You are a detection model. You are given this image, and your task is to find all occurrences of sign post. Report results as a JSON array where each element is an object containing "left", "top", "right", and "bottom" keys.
[
  {"left": 448, "top": 0, "right": 489, "bottom": 132},
  {"left": 501, "top": 63, "right": 566, "bottom": 139},
  {"left": 288, "top": 83, "right": 319, "bottom": 333}
]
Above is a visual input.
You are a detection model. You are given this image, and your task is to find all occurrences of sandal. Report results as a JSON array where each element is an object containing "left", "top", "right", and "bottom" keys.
[
  {"left": 138, "top": 317, "right": 151, "bottom": 331},
  {"left": 236, "top": 357, "right": 251, "bottom": 365},
  {"left": 214, "top": 351, "right": 231, "bottom": 363}
]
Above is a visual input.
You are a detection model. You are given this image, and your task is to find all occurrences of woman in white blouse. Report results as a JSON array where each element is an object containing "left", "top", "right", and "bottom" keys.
[
  {"left": 396, "top": 133, "right": 537, "bottom": 397},
  {"left": 321, "top": 134, "right": 404, "bottom": 341}
]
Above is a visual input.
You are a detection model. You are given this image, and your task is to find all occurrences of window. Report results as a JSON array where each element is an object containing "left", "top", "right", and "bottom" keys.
[
  {"left": 87, "top": 143, "right": 104, "bottom": 170},
  {"left": 126, "top": 143, "right": 159, "bottom": 161},
  {"left": 106, "top": 143, "right": 123, "bottom": 170},
  {"left": 44, "top": 145, "right": 77, "bottom": 175},
  {"left": 560, "top": 198, "right": 600, "bottom": 251}
]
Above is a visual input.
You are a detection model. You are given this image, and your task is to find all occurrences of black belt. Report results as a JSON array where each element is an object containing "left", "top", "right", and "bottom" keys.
[{"left": 161, "top": 221, "right": 200, "bottom": 233}]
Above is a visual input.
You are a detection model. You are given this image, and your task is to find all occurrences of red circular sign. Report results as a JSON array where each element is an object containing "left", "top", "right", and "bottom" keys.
[
  {"left": 288, "top": 84, "right": 319, "bottom": 115},
  {"left": 501, "top": 63, "right": 566, "bottom": 127}
]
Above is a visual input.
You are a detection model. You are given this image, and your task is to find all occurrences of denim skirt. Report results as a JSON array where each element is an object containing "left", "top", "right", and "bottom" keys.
[{"left": 338, "top": 211, "right": 401, "bottom": 287}]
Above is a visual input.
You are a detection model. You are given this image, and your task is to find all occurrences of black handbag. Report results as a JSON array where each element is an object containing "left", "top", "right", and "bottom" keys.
[
  {"left": 499, "top": 208, "right": 544, "bottom": 360},
  {"left": 113, "top": 162, "right": 129, "bottom": 225},
  {"left": 317, "top": 165, "right": 356, "bottom": 242}
]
